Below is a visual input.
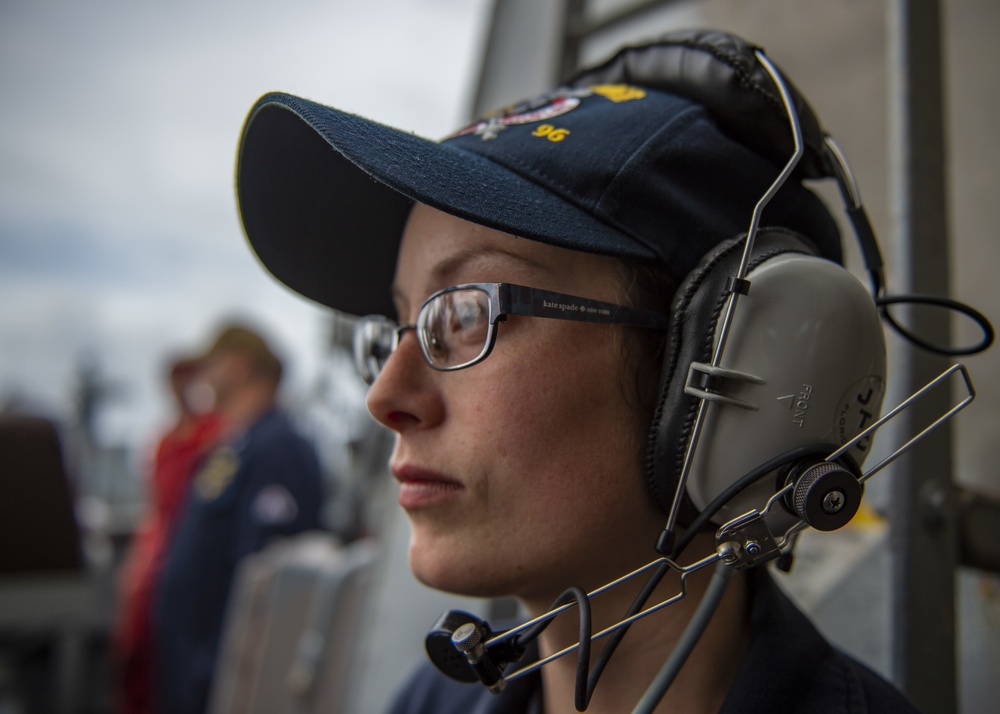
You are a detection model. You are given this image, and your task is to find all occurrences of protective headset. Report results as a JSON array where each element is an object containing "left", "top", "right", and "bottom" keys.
[{"left": 570, "top": 30, "right": 889, "bottom": 542}]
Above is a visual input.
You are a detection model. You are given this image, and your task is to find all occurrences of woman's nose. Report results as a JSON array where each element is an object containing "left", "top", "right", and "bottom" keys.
[{"left": 366, "top": 329, "right": 444, "bottom": 431}]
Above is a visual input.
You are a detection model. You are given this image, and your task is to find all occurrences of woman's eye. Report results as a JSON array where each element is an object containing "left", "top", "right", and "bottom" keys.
[
  {"left": 419, "top": 289, "right": 490, "bottom": 366},
  {"left": 450, "top": 296, "right": 486, "bottom": 333},
  {"left": 426, "top": 332, "right": 444, "bottom": 355}
]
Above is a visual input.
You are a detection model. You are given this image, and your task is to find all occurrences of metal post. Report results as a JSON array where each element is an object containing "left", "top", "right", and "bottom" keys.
[
  {"left": 559, "top": 0, "right": 587, "bottom": 81},
  {"left": 886, "top": 1, "right": 958, "bottom": 711}
]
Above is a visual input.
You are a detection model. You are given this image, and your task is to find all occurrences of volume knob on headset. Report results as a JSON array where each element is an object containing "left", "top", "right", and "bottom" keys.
[{"left": 785, "top": 461, "right": 862, "bottom": 531}]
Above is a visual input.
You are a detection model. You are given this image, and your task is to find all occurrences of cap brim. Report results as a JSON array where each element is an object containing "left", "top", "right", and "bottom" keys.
[{"left": 236, "top": 93, "right": 654, "bottom": 318}]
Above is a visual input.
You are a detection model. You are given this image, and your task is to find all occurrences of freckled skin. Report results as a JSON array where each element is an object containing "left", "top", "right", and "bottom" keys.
[{"left": 366, "top": 203, "right": 667, "bottom": 606}]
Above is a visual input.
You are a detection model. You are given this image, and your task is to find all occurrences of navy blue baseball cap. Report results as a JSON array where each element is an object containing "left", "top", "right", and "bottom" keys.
[{"left": 236, "top": 57, "right": 840, "bottom": 318}]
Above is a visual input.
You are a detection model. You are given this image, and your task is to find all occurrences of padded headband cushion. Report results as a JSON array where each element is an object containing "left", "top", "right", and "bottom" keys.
[
  {"left": 645, "top": 228, "right": 818, "bottom": 520},
  {"left": 568, "top": 29, "right": 833, "bottom": 180}
]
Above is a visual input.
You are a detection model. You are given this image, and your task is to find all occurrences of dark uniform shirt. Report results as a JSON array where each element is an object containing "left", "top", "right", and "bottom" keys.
[
  {"left": 153, "top": 408, "right": 323, "bottom": 714},
  {"left": 387, "top": 569, "right": 921, "bottom": 714}
]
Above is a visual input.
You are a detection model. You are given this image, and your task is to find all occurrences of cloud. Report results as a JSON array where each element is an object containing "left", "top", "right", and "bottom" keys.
[{"left": 0, "top": 0, "right": 489, "bottom": 452}]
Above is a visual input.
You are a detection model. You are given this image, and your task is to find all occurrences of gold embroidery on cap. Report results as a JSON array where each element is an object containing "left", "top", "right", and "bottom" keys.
[
  {"left": 531, "top": 124, "right": 570, "bottom": 142},
  {"left": 590, "top": 84, "right": 647, "bottom": 103}
]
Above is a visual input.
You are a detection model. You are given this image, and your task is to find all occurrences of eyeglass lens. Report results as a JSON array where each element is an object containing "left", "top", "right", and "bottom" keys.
[
  {"left": 417, "top": 287, "right": 492, "bottom": 370},
  {"left": 354, "top": 287, "right": 495, "bottom": 384},
  {"left": 353, "top": 316, "right": 396, "bottom": 385}
]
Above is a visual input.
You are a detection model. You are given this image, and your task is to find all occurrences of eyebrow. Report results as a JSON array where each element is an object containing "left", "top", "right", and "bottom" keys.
[
  {"left": 432, "top": 244, "right": 551, "bottom": 283},
  {"left": 390, "top": 243, "right": 552, "bottom": 312}
]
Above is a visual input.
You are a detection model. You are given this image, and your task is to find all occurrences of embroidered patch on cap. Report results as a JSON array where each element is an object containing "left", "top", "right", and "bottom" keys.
[
  {"left": 590, "top": 84, "right": 647, "bottom": 103},
  {"left": 449, "top": 84, "right": 646, "bottom": 142}
]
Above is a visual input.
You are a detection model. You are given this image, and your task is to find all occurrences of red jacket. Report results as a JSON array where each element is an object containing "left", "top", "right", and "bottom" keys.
[{"left": 114, "top": 412, "right": 224, "bottom": 714}]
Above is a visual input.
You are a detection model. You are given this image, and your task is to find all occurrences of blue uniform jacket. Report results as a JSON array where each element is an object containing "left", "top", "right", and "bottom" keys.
[
  {"left": 387, "top": 569, "right": 921, "bottom": 713},
  {"left": 153, "top": 408, "right": 323, "bottom": 714}
]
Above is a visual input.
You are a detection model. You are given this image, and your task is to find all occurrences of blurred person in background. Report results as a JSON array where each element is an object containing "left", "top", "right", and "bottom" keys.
[
  {"left": 114, "top": 355, "right": 224, "bottom": 714},
  {"left": 151, "top": 323, "right": 324, "bottom": 714}
]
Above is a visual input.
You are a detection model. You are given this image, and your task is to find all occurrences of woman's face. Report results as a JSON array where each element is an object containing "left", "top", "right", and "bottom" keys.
[{"left": 367, "top": 203, "right": 666, "bottom": 604}]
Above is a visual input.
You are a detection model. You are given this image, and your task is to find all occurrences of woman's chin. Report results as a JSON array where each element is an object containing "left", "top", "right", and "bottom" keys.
[
  {"left": 409, "top": 559, "right": 484, "bottom": 598},
  {"left": 407, "top": 540, "right": 514, "bottom": 599}
]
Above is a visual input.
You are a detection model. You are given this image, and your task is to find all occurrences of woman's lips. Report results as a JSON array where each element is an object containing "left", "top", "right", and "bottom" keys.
[{"left": 392, "top": 464, "right": 465, "bottom": 509}]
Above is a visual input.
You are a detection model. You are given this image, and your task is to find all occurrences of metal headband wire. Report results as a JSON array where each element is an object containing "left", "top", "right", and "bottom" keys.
[{"left": 662, "top": 48, "right": 806, "bottom": 542}]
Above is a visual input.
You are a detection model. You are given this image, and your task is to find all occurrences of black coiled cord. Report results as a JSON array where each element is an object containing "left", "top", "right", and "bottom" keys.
[{"left": 877, "top": 293, "right": 994, "bottom": 356}]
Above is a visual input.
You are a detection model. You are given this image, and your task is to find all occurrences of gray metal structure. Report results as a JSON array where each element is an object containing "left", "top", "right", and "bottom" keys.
[{"left": 885, "top": 2, "right": 957, "bottom": 710}]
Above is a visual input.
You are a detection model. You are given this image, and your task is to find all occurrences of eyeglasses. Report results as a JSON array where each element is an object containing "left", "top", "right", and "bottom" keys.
[{"left": 352, "top": 282, "right": 670, "bottom": 385}]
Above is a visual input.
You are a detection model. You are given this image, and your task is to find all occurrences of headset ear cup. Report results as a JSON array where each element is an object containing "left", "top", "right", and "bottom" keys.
[
  {"left": 646, "top": 229, "right": 811, "bottom": 525},
  {"left": 646, "top": 237, "right": 737, "bottom": 524},
  {"left": 646, "top": 229, "right": 814, "bottom": 522},
  {"left": 645, "top": 227, "right": 889, "bottom": 535}
]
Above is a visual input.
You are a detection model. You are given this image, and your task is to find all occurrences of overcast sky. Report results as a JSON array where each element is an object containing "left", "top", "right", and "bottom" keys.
[{"left": 0, "top": 0, "right": 490, "bottom": 454}]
